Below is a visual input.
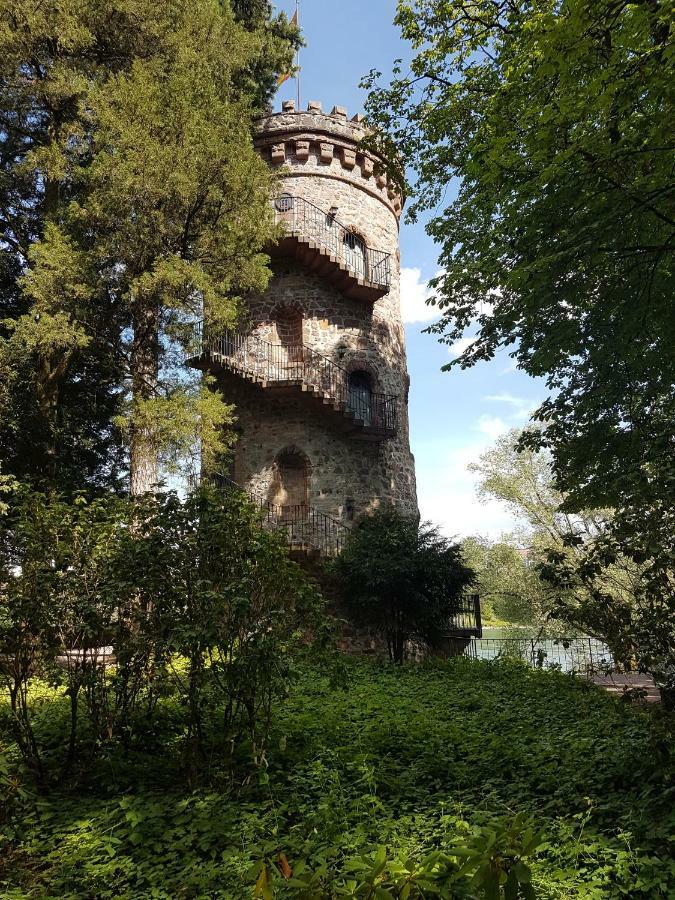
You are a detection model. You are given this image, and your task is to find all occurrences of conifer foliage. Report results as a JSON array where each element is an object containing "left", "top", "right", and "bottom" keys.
[
  {"left": 333, "top": 508, "right": 475, "bottom": 663},
  {"left": 0, "top": 0, "right": 296, "bottom": 493}
]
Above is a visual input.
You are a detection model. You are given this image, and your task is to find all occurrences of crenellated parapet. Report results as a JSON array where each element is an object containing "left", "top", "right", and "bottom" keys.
[{"left": 254, "top": 100, "right": 404, "bottom": 218}]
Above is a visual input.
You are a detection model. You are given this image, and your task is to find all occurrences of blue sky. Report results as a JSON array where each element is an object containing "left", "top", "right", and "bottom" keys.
[{"left": 274, "top": 0, "right": 544, "bottom": 539}]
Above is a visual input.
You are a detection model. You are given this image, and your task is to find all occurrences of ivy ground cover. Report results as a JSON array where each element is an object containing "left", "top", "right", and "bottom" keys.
[{"left": 1, "top": 658, "right": 673, "bottom": 897}]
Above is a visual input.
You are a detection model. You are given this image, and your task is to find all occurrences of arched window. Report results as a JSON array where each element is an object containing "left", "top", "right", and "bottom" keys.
[
  {"left": 269, "top": 449, "right": 309, "bottom": 519},
  {"left": 274, "top": 193, "right": 294, "bottom": 213},
  {"left": 348, "top": 370, "right": 373, "bottom": 426},
  {"left": 343, "top": 230, "right": 367, "bottom": 280}
]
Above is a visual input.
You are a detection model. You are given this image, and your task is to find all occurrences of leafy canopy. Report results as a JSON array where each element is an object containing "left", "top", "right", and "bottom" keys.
[
  {"left": 0, "top": 0, "right": 297, "bottom": 492},
  {"left": 468, "top": 427, "right": 673, "bottom": 703},
  {"left": 363, "top": 0, "right": 674, "bottom": 593}
]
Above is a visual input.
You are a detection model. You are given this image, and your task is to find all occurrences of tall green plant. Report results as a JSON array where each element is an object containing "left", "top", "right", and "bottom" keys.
[
  {"left": 333, "top": 508, "right": 474, "bottom": 663},
  {"left": 0, "top": 486, "right": 323, "bottom": 782},
  {"left": 118, "top": 487, "right": 322, "bottom": 774}
]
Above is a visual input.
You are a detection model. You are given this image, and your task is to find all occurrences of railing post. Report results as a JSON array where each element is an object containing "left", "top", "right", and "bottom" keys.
[{"left": 473, "top": 594, "right": 482, "bottom": 638}]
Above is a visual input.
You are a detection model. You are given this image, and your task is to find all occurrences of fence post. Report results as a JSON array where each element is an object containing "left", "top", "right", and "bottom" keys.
[{"left": 473, "top": 594, "right": 482, "bottom": 637}]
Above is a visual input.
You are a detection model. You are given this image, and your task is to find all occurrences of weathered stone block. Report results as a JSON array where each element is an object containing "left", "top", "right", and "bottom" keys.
[
  {"left": 341, "top": 147, "right": 356, "bottom": 169},
  {"left": 270, "top": 142, "right": 286, "bottom": 164},
  {"left": 361, "top": 156, "right": 374, "bottom": 178},
  {"left": 295, "top": 139, "right": 310, "bottom": 161}
]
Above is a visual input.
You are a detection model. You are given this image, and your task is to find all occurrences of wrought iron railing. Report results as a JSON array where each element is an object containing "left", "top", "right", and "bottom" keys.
[
  {"left": 188, "top": 322, "right": 398, "bottom": 435},
  {"left": 272, "top": 195, "right": 391, "bottom": 290},
  {"left": 445, "top": 594, "right": 482, "bottom": 638},
  {"left": 190, "top": 472, "right": 349, "bottom": 558},
  {"left": 463, "top": 636, "right": 614, "bottom": 675}
]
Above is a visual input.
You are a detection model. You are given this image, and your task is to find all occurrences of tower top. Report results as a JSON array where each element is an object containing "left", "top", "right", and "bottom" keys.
[
  {"left": 257, "top": 100, "right": 368, "bottom": 143},
  {"left": 254, "top": 100, "right": 403, "bottom": 217}
]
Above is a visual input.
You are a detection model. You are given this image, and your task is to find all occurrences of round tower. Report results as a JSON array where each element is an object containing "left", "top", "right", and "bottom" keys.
[{"left": 198, "top": 100, "right": 417, "bottom": 554}]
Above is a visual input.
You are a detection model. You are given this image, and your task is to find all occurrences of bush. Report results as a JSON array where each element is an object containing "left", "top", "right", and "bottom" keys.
[
  {"left": 332, "top": 508, "right": 475, "bottom": 662},
  {"left": 1, "top": 659, "right": 673, "bottom": 897},
  {"left": 0, "top": 485, "right": 322, "bottom": 783}
]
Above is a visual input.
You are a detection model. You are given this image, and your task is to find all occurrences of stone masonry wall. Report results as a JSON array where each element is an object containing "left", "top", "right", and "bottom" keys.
[{"left": 218, "top": 101, "right": 418, "bottom": 524}]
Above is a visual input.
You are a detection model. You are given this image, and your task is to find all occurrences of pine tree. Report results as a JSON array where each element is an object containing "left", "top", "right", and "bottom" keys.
[{"left": 0, "top": 0, "right": 129, "bottom": 490}]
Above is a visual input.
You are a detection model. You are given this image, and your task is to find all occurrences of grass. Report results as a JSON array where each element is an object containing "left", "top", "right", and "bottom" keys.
[{"left": 1, "top": 657, "right": 673, "bottom": 898}]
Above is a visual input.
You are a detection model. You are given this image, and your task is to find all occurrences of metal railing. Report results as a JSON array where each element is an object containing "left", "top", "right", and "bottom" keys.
[
  {"left": 463, "top": 636, "right": 614, "bottom": 674},
  {"left": 445, "top": 594, "right": 482, "bottom": 638},
  {"left": 188, "top": 322, "right": 398, "bottom": 435},
  {"left": 272, "top": 195, "right": 392, "bottom": 290},
  {"left": 191, "top": 473, "right": 350, "bottom": 558}
]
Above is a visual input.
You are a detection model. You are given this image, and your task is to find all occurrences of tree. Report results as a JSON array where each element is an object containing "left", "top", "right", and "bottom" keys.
[
  {"left": 363, "top": 1, "right": 674, "bottom": 628},
  {"left": 333, "top": 508, "right": 474, "bottom": 663},
  {"left": 0, "top": 2, "right": 129, "bottom": 491},
  {"left": 470, "top": 428, "right": 675, "bottom": 703},
  {"left": 0, "top": 0, "right": 298, "bottom": 494},
  {"left": 230, "top": 0, "right": 302, "bottom": 113},
  {"left": 80, "top": 0, "right": 280, "bottom": 493},
  {"left": 462, "top": 537, "right": 552, "bottom": 629}
]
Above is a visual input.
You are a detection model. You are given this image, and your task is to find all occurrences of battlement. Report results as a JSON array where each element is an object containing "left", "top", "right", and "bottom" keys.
[
  {"left": 257, "top": 99, "right": 368, "bottom": 140},
  {"left": 255, "top": 100, "right": 403, "bottom": 216}
]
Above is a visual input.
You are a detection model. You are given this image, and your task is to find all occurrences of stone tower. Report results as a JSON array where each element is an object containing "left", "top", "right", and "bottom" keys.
[{"left": 194, "top": 100, "right": 417, "bottom": 555}]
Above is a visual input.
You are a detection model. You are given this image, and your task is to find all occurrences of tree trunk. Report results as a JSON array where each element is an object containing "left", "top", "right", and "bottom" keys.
[
  {"left": 130, "top": 429, "right": 159, "bottom": 496},
  {"left": 130, "top": 301, "right": 159, "bottom": 496}
]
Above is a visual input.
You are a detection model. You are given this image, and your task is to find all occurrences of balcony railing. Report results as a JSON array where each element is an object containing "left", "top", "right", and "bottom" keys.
[
  {"left": 191, "top": 473, "right": 349, "bottom": 558},
  {"left": 188, "top": 322, "right": 398, "bottom": 436},
  {"left": 272, "top": 195, "right": 391, "bottom": 292},
  {"left": 445, "top": 594, "right": 483, "bottom": 638}
]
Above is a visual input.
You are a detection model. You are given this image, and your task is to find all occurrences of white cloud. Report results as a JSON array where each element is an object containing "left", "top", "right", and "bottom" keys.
[
  {"left": 400, "top": 266, "right": 440, "bottom": 324},
  {"left": 475, "top": 415, "right": 509, "bottom": 440},
  {"left": 416, "top": 440, "right": 516, "bottom": 540},
  {"left": 483, "top": 392, "right": 525, "bottom": 406},
  {"left": 447, "top": 336, "right": 476, "bottom": 358},
  {"left": 483, "top": 391, "right": 543, "bottom": 425},
  {"left": 499, "top": 359, "right": 519, "bottom": 375}
]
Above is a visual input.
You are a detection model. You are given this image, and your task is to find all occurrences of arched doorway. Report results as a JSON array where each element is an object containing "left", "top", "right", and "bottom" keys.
[
  {"left": 272, "top": 304, "right": 304, "bottom": 373},
  {"left": 348, "top": 370, "right": 373, "bottom": 426},
  {"left": 269, "top": 449, "right": 309, "bottom": 521}
]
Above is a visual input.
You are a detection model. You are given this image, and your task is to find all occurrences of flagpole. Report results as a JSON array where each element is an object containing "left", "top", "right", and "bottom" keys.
[{"left": 296, "top": 0, "right": 300, "bottom": 109}]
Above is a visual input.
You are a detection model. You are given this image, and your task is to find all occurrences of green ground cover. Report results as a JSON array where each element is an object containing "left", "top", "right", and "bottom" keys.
[{"left": 1, "top": 658, "right": 673, "bottom": 898}]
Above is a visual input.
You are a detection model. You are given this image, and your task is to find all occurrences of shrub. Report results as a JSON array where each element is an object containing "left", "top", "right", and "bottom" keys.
[
  {"left": 0, "top": 485, "right": 322, "bottom": 782},
  {"left": 332, "top": 508, "right": 475, "bottom": 662}
]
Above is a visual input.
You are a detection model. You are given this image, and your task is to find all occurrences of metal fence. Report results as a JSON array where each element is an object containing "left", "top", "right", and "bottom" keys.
[
  {"left": 445, "top": 594, "right": 482, "bottom": 638},
  {"left": 272, "top": 194, "right": 391, "bottom": 290},
  {"left": 463, "top": 636, "right": 614, "bottom": 674},
  {"left": 188, "top": 321, "right": 398, "bottom": 435}
]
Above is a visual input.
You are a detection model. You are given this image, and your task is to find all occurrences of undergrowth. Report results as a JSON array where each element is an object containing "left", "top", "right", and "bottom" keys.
[{"left": 1, "top": 658, "right": 673, "bottom": 898}]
